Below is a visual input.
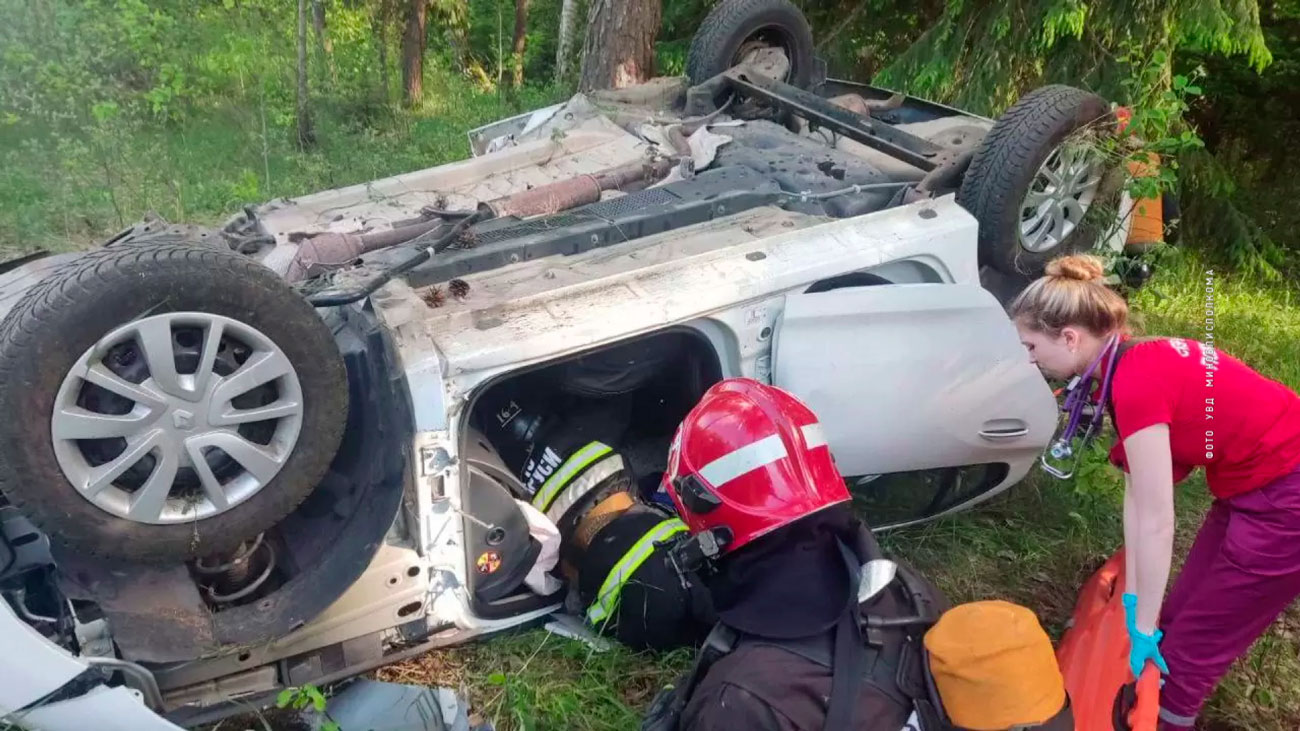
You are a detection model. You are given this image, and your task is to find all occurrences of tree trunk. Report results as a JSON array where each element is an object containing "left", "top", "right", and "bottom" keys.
[
  {"left": 554, "top": 0, "right": 577, "bottom": 84},
  {"left": 446, "top": 5, "right": 471, "bottom": 74},
  {"left": 512, "top": 0, "right": 530, "bottom": 88},
  {"left": 372, "top": 4, "right": 391, "bottom": 102},
  {"left": 295, "top": 0, "right": 316, "bottom": 149},
  {"left": 401, "top": 0, "right": 428, "bottom": 106},
  {"left": 578, "top": 0, "right": 660, "bottom": 92},
  {"left": 311, "top": 0, "right": 337, "bottom": 87}
]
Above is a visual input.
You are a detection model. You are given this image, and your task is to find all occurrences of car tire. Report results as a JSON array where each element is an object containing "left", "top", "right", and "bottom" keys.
[
  {"left": 958, "top": 85, "right": 1119, "bottom": 276},
  {"left": 0, "top": 235, "right": 347, "bottom": 563},
  {"left": 686, "top": 0, "right": 816, "bottom": 88}
]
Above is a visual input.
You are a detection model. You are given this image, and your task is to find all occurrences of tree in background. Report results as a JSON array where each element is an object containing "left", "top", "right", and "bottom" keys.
[
  {"left": 874, "top": 0, "right": 1270, "bottom": 116},
  {"left": 513, "top": 0, "right": 531, "bottom": 87},
  {"left": 1179, "top": 0, "right": 1300, "bottom": 272},
  {"left": 579, "top": 0, "right": 662, "bottom": 90},
  {"left": 296, "top": 0, "right": 316, "bottom": 148},
  {"left": 555, "top": 0, "right": 578, "bottom": 84},
  {"left": 435, "top": 0, "right": 473, "bottom": 75},
  {"left": 372, "top": 0, "right": 396, "bottom": 101},
  {"left": 401, "top": 0, "right": 429, "bottom": 105},
  {"left": 311, "top": 0, "right": 337, "bottom": 88},
  {"left": 0, "top": 0, "right": 1293, "bottom": 276},
  {"left": 869, "top": 0, "right": 1280, "bottom": 273}
]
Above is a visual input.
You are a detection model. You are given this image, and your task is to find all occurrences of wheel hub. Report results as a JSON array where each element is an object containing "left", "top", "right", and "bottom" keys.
[
  {"left": 1018, "top": 141, "right": 1102, "bottom": 253},
  {"left": 51, "top": 312, "right": 304, "bottom": 525},
  {"left": 171, "top": 409, "right": 196, "bottom": 431}
]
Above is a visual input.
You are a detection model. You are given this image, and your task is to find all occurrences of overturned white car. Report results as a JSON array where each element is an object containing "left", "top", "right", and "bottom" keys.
[{"left": 0, "top": 0, "right": 1135, "bottom": 727}]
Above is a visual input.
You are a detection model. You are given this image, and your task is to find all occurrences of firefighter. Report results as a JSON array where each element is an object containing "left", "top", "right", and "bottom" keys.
[
  {"left": 1011, "top": 254, "right": 1300, "bottom": 729},
  {"left": 473, "top": 375, "right": 713, "bottom": 650},
  {"left": 641, "top": 378, "right": 1072, "bottom": 731}
]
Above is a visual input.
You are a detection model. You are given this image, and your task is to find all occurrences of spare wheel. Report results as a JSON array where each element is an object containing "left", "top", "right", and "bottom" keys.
[
  {"left": 958, "top": 85, "right": 1121, "bottom": 276},
  {"left": 0, "top": 235, "right": 347, "bottom": 563}
]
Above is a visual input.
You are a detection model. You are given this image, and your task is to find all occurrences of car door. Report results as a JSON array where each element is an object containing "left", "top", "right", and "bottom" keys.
[{"left": 771, "top": 282, "right": 1056, "bottom": 523}]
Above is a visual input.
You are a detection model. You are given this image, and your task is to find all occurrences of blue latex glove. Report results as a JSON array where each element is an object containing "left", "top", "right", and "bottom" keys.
[{"left": 1123, "top": 593, "right": 1170, "bottom": 678}]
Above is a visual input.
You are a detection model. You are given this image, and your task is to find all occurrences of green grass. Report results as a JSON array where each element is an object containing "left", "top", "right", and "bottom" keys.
[
  {"left": 377, "top": 631, "right": 692, "bottom": 731},
  {"left": 0, "top": 73, "right": 567, "bottom": 257}
]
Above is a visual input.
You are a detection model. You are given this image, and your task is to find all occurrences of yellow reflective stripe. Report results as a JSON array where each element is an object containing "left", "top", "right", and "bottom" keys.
[
  {"left": 545, "top": 454, "right": 625, "bottom": 525},
  {"left": 586, "top": 518, "right": 688, "bottom": 625},
  {"left": 532, "top": 442, "right": 612, "bottom": 513}
]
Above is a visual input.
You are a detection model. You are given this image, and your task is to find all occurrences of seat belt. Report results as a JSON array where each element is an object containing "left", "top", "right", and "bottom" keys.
[{"left": 823, "top": 540, "right": 868, "bottom": 731}]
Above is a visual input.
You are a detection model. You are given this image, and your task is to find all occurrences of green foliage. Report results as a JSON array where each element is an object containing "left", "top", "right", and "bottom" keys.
[
  {"left": 875, "top": 0, "right": 1271, "bottom": 116},
  {"left": 277, "top": 684, "right": 340, "bottom": 731},
  {"left": 1178, "top": 1, "right": 1300, "bottom": 276},
  {"left": 869, "top": 0, "right": 1296, "bottom": 273},
  {"left": 0, "top": 0, "right": 569, "bottom": 256},
  {"left": 431, "top": 630, "right": 692, "bottom": 731}
]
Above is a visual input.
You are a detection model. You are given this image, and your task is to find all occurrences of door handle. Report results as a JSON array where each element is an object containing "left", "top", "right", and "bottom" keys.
[{"left": 979, "top": 420, "right": 1030, "bottom": 440}]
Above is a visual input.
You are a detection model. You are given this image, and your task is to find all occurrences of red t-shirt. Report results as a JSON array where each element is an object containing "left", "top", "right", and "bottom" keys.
[{"left": 1106, "top": 338, "right": 1300, "bottom": 498}]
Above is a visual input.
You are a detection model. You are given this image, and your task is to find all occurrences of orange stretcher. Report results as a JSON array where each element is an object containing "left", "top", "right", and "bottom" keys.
[{"left": 1056, "top": 549, "right": 1160, "bottom": 730}]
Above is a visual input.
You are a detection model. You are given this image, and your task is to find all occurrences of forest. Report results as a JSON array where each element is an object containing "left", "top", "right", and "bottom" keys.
[
  {"left": 2, "top": 1, "right": 1299, "bottom": 729},
  {"left": 1, "top": 0, "right": 1297, "bottom": 274}
]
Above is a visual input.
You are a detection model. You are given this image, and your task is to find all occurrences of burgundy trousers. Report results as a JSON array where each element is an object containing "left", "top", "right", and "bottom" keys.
[{"left": 1156, "top": 465, "right": 1300, "bottom": 727}]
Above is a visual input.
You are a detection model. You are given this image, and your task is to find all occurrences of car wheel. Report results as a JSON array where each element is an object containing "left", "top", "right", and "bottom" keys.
[
  {"left": 958, "top": 85, "right": 1120, "bottom": 276},
  {"left": 0, "top": 235, "right": 347, "bottom": 563},
  {"left": 686, "top": 0, "right": 816, "bottom": 88}
]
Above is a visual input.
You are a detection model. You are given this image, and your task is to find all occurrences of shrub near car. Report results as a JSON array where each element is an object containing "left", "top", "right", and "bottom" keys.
[{"left": 0, "top": 0, "right": 1127, "bottom": 726}]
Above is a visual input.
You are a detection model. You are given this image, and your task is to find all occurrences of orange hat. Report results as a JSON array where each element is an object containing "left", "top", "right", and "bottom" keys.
[{"left": 924, "top": 600, "right": 1067, "bottom": 730}]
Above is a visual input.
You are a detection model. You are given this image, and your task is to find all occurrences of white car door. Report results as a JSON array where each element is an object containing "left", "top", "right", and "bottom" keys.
[{"left": 771, "top": 282, "right": 1056, "bottom": 494}]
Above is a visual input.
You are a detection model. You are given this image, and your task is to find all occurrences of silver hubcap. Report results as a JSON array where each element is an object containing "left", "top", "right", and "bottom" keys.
[
  {"left": 1018, "top": 142, "right": 1102, "bottom": 253},
  {"left": 51, "top": 313, "right": 304, "bottom": 525}
]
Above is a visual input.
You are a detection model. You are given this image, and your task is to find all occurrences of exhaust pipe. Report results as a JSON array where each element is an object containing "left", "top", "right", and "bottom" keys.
[
  {"left": 286, "top": 218, "right": 450, "bottom": 282},
  {"left": 479, "top": 157, "right": 675, "bottom": 219},
  {"left": 287, "top": 157, "right": 674, "bottom": 282}
]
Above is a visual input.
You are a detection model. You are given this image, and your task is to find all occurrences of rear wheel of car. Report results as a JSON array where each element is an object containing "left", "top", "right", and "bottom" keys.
[
  {"left": 686, "top": 0, "right": 816, "bottom": 88},
  {"left": 958, "top": 85, "right": 1119, "bottom": 276},
  {"left": 0, "top": 234, "right": 347, "bottom": 563}
]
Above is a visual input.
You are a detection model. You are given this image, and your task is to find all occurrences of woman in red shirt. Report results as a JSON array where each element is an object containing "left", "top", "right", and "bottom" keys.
[{"left": 1011, "top": 255, "right": 1300, "bottom": 728}]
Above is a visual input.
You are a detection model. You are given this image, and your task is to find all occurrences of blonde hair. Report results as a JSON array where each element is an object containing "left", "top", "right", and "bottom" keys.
[{"left": 1009, "top": 255, "right": 1128, "bottom": 337}]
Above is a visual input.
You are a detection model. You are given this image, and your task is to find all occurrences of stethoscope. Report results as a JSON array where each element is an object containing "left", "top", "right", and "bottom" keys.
[{"left": 1041, "top": 334, "right": 1121, "bottom": 479}]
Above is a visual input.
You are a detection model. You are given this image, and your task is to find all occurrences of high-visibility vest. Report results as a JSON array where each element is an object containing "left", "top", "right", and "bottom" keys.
[
  {"left": 529, "top": 440, "right": 626, "bottom": 526},
  {"left": 586, "top": 517, "right": 688, "bottom": 625}
]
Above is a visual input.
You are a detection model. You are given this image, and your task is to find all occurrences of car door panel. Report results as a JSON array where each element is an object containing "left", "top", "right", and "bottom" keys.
[{"left": 771, "top": 283, "right": 1055, "bottom": 478}]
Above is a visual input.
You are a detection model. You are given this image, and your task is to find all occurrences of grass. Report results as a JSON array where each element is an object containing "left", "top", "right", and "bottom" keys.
[
  {"left": 377, "top": 632, "right": 693, "bottom": 730},
  {"left": 4, "top": 81, "right": 1299, "bottom": 730},
  {"left": 0, "top": 72, "right": 567, "bottom": 257}
]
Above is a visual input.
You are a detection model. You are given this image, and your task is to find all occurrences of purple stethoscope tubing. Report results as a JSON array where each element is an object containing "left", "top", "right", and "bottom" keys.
[{"left": 1041, "top": 334, "right": 1121, "bottom": 479}]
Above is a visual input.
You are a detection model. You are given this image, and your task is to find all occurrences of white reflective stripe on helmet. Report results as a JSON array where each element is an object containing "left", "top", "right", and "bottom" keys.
[
  {"left": 586, "top": 517, "right": 688, "bottom": 625},
  {"left": 697, "top": 433, "right": 788, "bottom": 488},
  {"left": 801, "top": 422, "right": 827, "bottom": 450},
  {"left": 545, "top": 454, "right": 626, "bottom": 525},
  {"left": 532, "top": 441, "right": 613, "bottom": 513}
]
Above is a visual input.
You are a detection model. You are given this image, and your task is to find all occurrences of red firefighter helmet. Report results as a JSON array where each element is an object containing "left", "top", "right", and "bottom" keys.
[{"left": 663, "top": 378, "right": 850, "bottom": 556}]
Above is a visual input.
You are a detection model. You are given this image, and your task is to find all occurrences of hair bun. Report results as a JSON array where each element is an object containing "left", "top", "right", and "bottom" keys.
[{"left": 1045, "top": 254, "right": 1106, "bottom": 282}]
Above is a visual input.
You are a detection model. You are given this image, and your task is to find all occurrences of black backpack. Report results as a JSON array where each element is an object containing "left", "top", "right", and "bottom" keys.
[{"left": 642, "top": 527, "right": 953, "bottom": 731}]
